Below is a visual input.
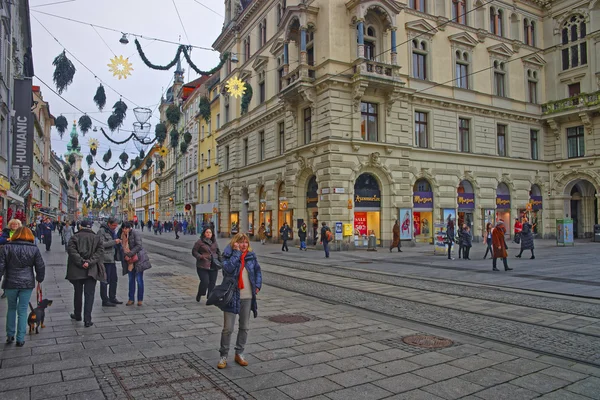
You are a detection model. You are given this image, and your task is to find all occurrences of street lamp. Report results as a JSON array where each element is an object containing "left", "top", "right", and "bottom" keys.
[{"left": 119, "top": 33, "right": 129, "bottom": 45}]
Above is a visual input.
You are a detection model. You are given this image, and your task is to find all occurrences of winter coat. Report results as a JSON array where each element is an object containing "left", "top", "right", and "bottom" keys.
[
  {"left": 258, "top": 226, "right": 266, "bottom": 241},
  {"left": 446, "top": 224, "right": 455, "bottom": 243},
  {"left": 0, "top": 228, "right": 13, "bottom": 245},
  {"left": 491, "top": 226, "right": 508, "bottom": 259},
  {"left": 66, "top": 228, "right": 106, "bottom": 282},
  {"left": 321, "top": 226, "right": 331, "bottom": 243},
  {"left": 63, "top": 224, "right": 75, "bottom": 250},
  {"left": 121, "top": 229, "right": 151, "bottom": 274},
  {"left": 40, "top": 222, "right": 53, "bottom": 237},
  {"left": 391, "top": 223, "right": 400, "bottom": 248},
  {"left": 298, "top": 226, "right": 307, "bottom": 241},
  {"left": 220, "top": 245, "right": 262, "bottom": 317},
  {"left": 192, "top": 237, "right": 221, "bottom": 270},
  {"left": 0, "top": 240, "right": 45, "bottom": 289},
  {"left": 97, "top": 223, "right": 120, "bottom": 264},
  {"left": 462, "top": 231, "right": 472, "bottom": 247},
  {"left": 280, "top": 225, "right": 290, "bottom": 240},
  {"left": 520, "top": 222, "right": 535, "bottom": 250}
]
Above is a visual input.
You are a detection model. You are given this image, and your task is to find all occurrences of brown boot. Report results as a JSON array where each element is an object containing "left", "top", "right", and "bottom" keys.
[
  {"left": 137, "top": 301, "right": 143, "bottom": 306},
  {"left": 126, "top": 300, "right": 134, "bottom": 306},
  {"left": 235, "top": 354, "right": 248, "bottom": 366}
]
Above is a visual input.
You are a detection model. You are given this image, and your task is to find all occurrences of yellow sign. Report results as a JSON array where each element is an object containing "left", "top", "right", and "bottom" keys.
[
  {"left": 0, "top": 176, "right": 10, "bottom": 192},
  {"left": 343, "top": 223, "right": 353, "bottom": 236},
  {"left": 260, "top": 202, "right": 266, "bottom": 211},
  {"left": 279, "top": 201, "right": 288, "bottom": 210},
  {"left": 212, "top": 207, "right": 218, "bottom": 214},
  {"left": 526, "top": 203, "right": 532, "bottom": 211},
  {"left": 347, "top": 199, "right": 353, "bottom": 209}
]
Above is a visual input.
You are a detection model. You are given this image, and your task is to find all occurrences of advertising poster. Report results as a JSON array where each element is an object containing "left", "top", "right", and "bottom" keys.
[
  {"left": 556, "top": 219, "right": 574, "bottom": 246},
  {"left": 335, "top": 222, "right": 343, "bottom": 241},
  {"left": 434, "top": 222, "right": 447, "bottom": 255},
  {"left": 399, "top": 208, "right": 412, "bottom": 240},
  {"left": 354, "top": 212, "right": 367, "bottom": 236},
  {"left": 443, "top": 209, "right": 456, "bottom": 225}
]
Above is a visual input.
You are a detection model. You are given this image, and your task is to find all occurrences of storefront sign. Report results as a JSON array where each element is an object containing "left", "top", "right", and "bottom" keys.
[
  {"left": 333, "top": 188, "right": 345, "bottom": 194},
  {"left": 413, "top": 192, "right": 433, "bottom": 209},
  {"left": 354, "top": 212, "right": 367, "bottom": 236},
  {"left": 530, "top": 196, "right": 543, "bottom": 210},
  {"left": 457, "top": 193, "right": 475, "bottom": 209},
  {"left": 335, "top": 222, "right": 343, "bottom": 241},
  {"left": 343, "top": 223, "right": 353, "bottom": 236},
  {"left": 434, "top": 222, "right": 447, "bottom": 255},
  {"left": 496, "top": 195, "right": 511, "bottom": 209},
  {"left": 321, "top": 188, "right": 330, "bottom": 194},
  {"left": 354, "top": 188, "right": 381, "bottom": 208},
  {"left": 399, "top": 208, "right": 412, "bottom": 240},
  {"left": 0, "top": 176, "right": 10, "bottom": 193},
  {"left": 12, "top": 79, "right": 34, "bottom": 180},
  {"left": 279, "top": 201, "right": 288, "bottom": 210}
]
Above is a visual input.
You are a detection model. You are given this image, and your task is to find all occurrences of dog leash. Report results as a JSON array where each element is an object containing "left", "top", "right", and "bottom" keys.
[{"left": 36, "top": 282, "right": 42, "bottom": 304}]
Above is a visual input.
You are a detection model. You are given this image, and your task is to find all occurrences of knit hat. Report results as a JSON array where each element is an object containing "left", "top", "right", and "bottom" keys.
[{"left": 80, "top": 220, "right": 93, "bottom": 228}]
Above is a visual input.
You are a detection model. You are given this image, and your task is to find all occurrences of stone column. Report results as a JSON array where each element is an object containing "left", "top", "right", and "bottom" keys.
[
  {"left": 391, "top": 28, "right": 397, "bottom": 65},
  {"left": 357, "top": 20, "right": 365, "bottom": 59}
]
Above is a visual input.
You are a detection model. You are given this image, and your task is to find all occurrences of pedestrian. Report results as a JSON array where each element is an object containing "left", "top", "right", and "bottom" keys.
[
  {"left": 57, "top": 221, "right": 64, "bottom": 242},
  {"left": 298, "top": 222, "right": 307, "bottom": 250},
  {"left": 457, "top": 223, "right": 467, "bottom": 259},
  {"left": 174, "top": 220, "right": 180, "bottom": 239},
  {"left": 483, "top": 222, "right": 493, "bottom": 259},
  {"left": 0, "top": 219, "right": 24, "bottom": 299},
  {"left": 217, "top": 233, "right": 262, "bottom": 369},
  {"left": 141, "top": 220, "right": 144, "bottom": 232},
  {"left": 462, "top": 226, "right": 472, "bottom": 260},
  {"left": 97, "top": 217, "right": 123, "bottom": 307},
  {"left": 446, "top": 218, "right": 455, "bottom": 260},
  {"left": 389, "top": 219, "right": 402, "bottom": 252},
  {"left": 63, "top": 221, "right": 76, "bottom": 252},
  {"left": 279, "top": 222, "right": 290, "bottom": 252},
  {"left": 320, "top": 222, "right": 331, "bottom": 258},
  {"left": 40, "top": 217, "right": 53, "bottom": 252},
  {"left": 147, "top": 220, "right": 152, "bottom": 231},
  {"left": 0, "top": 227, "right": 45, "bottom": 347},
  {"left": 492, "top": 220, "right": 512, "bottom": 271},
  {"left": 119, "top": 222, "right": 151, "bottom": 306},
  {"left": 192, "top": 227, "right": 221, "bottom": 302},
  {"left": 258, "top": 223, "right": 266, "bottom": 245},
  {"left": 516, "top": 217, "right": 535, "bottom": 259},
  {"left": 153, "top": 220, "right": 158, "bottom": 235},
  {"left": 513, "top": 218, "right": 522, "bottom": 244},
  {"left": 182, "top": 219, "right": 188, "bottom": 235},
  {"left": 66, "top": 219, "right": 105, "bottom": 328}
]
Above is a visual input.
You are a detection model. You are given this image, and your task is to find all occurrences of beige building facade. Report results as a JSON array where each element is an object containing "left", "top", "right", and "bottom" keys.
[{"left": 213, "top": 0, "right": 600, "bottom": 245}]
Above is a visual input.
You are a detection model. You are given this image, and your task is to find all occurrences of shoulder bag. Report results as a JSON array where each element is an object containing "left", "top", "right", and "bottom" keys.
[
  {"left": 206, "top": 267, "right": 238, "bottom": 308},
  {"left": 211, "top": 254, "right": 223, "bottom": 270}
]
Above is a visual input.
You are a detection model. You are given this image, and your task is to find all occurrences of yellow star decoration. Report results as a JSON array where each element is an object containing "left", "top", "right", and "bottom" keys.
[
  {"left": 117, "top": 189, "right": 122, "bottom": 195},
  {"left": 226, "top": 76, "right": 246, "bottom": 98},
  {"left": 107, "top": 55, "right": 133, "bottom": 80},
  {"left": 89, "top": 168, "right": 96, "bottom": 176},
  {"left": 158, "top": 146, "right": 168, "bottom": 157},
  {"left": 134, "top": 170, "right": 142, "bottom": 179},
  {"left": 88, "top": 138, "right": 99, "bottom": 150}
]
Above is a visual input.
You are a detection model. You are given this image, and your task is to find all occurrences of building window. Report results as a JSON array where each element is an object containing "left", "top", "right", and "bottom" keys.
[
  {"left": 225, "top": 103, "right": 230, "bottom": 123},
  {"left": 530, "top": 129, "right": 538, "bottom": 160},
  {"left": 243, "top": 138, "right": 249, "bottom": 166},
  {"left": 493, "top": 61, "right": 506, "bottom": 97},
  {"left": 262, "top": 19, "right": 267, "bottom": 46},
  {"left": 459, "top": 118, "right": 470, "bottom": 152},
  {"left": 200, "top": 153, "right": 204, "bottom": 170},
  {"left": 215, "top": 182, "right": 219, "bottom": 202},
  {"left": 277, "top": 55, "right": 284, "bottom": 92},
  {"left": 207, "top": 184, "right": 211, "bottom": 203},
  {"left": 561, "top": 15, "right": 587, "bottom": 70},
  {"left": 490, "top": 8, "right": 504, "bottom": 36},
  {"left": 567, "top": 126, "right": 585, "bottom": 158},
  {"left": 278, "top": 121, "right": 285, "bottom": 155},
  {"left": 277, "top": 0, "right": 286, "bottom": 24},
  {"left": 216, "top": 114, "right": 220, "bottom": 129},
  {"left": 259, "top": 22, "right": 264, "bottom": 47},
  {"left": 360, "top": 102, "right": 378, "bottom": 142},
  {"left": 415, "top": 111, "right": 428, "bottom": 148},
  {"left": 568, "top": 82, "right": 581, "bottom": 98},
  {"left": 303, "top": 107, "right": 312, "bottom": 144},
  {"left": 258, "top": 71, "right": 266, "bottom": 104},
  {"left": 412, "top": 39, "right": 427, "bottom": 80},
  {"left": 364, "top": 26, "right": 376, "bottom": 61},
  {"left": 524, "top": 19, "right": 536, "bottom": 46},
  {"left": 497, "top": 124, "right": 507, "bottom": 157},
  {"left": 207, "top": 149, "right": 211, "bottom": 168},
  {"left": 452, "top": 0, "right": 466, "bottom": 25},
  {"left": 244, "top": 36, "right": 251, "bottom": 62},
  {"left": 201, "top": 186, "right": 204, "bottom": 204},
  {"left": 455, "top": 51, "right": 469, "bottom": 89},
  {"left": 409, "top": 0, "right": 426, "bottom": 12},
  {"left": 194, "top": 150, "right": 197, "bottom": 168},
  {"left": 225, "top": 146, "right": 229, "bottom": 170},
  {"left": 215, "top": 145, "right": 219, "bottom": 165},
  {"left": 527, "top": 69, "right": 538, "bottom": 104},
  {"left": 259, "top": 131, "right": 265, "bottom": 161}
]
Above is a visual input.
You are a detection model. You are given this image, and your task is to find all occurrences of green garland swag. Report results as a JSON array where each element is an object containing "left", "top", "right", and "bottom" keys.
[
  {"left": 86, "top": 154, "right": 94, "bottom": 166},
  {"left": 180, "top": 142, "right": 188, "bottom": 154},
  {"left": 241, "top": 84, "right": 253, "bottom": 115},
  {"left": 198, "top": 97, "right": 211, "bottom": 123},
  {"left": 78, "top": 115, "right": 92, "bottom": 135},
  {"left": 139, "top": 149, "right": 145, "bottom": 159},
  {"left": 52, "top": 50, "right": 76, "bottom": 95},
  {"left": 119, "top": 151, "right": 129, "bottom": 166},
  {"left": 55, "top": 116, "right": 68, "bottom": 137},
  {"left": 93, "top": 84, "right": 106, "bottom": 111},
  {"left": 166, "top": 104, "right": 181, "bottom": 126},
  {"left": 102, "top": 148, "right": 112, "bottom": 164},
  {"left": 68, "top": 154, "right": 76, "bottom": 165},
  {"left": 95, "top": 161, "right": 127, "bottom": 172}
]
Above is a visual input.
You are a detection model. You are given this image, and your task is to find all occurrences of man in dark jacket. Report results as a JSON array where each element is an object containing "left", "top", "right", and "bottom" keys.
[
  {"left": 40, "top": 218, "right": 53, "bottom": 251},
  {"left": 320, "top": 222, "right": 331, "bottom": 258},
  {"left": 279, "top": 222, "right": 290, "bottom": 252},
  {"left": 66, "top": 220, "right": 104, "bottom": 327},
  {"left": 97, "top": 217, "right": 122, "bottom": 307}
]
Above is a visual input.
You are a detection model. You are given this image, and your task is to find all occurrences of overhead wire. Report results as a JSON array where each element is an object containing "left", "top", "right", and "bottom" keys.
[{"left": 172, "top": 0, "right": 191, "bottom": 45}]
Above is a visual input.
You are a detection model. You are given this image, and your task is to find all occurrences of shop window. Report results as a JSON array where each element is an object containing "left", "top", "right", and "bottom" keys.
[
  {"left": 452, "top": 0, "right": 467, "bottom": 25},
  {"left": 412, "top": 39, "right": 428, "bottom": 80},
  {"left": 497, "top": 124, "right": 507, "bottom": 157},
  {"left": 259, "top": 131, "right": 265, "bottom": 161},
  {"left": 561, "top": 15, "right": 587, "bottom": 70},
  {"left": 360, "top": 102, "right": 378, "bottom": 142},
  {"left": 527, "top": 69, "right": 538, "bottom": 104},
  {"left": 493, "top": 61, "right": 506, "bottom": 97},
  {"left": 567, "top": 126, "right": 585, "bottom": 158},
  {"left": 455, "top": 51, "right": 469, "bottom": 89},
  {"left": 303, "top": 108, "right": 312, "bottom": 144},
  {"left": 278, "top": 121, "right": 285, "bottom": 155},
  {"left": 530, "top": 129, "right": 538, "bottom": 160},
  {"left": 459, "top": 118, "right": 470, "bottom": 152},
  {"left": 415, "top": 111, "right": 428, "bottom": 148}
]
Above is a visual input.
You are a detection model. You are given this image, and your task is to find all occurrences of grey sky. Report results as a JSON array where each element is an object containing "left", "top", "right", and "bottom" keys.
[{"left": 30, "top": 0, "right": 223, "bottom": 175}]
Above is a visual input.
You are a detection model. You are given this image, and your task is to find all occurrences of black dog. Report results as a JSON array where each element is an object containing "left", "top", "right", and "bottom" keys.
[{"left": 28, "top": 299, "right": 53, "bottom": 334}]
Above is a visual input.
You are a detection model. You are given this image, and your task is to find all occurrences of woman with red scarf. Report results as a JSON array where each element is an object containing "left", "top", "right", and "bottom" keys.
[{"left": 217, "top": 233, "right": 262, "bottom": 370}]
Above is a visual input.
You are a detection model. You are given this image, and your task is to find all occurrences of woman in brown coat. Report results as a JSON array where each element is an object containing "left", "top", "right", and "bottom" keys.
[
  {"left": 192, "top": 227, "right": 221, "bottom": 302},
  {"left": 389, "top": 220, "right": 402, "bottom": 252},
  {"left": 491, "top": 221, "right": 512, "bottom": 271}
]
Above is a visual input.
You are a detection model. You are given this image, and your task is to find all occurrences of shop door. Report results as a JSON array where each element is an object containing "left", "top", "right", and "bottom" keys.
[{"left": 571, "top": 199, "right": 579, "bottom": 238}]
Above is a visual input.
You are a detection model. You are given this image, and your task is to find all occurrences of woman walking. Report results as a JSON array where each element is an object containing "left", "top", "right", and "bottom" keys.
[
  {"left": 258, "top": 223, "right": 266, "bottom": 245},
  {"left": 483, "top": 222, "right": 493, "bottom": 259},
  {"left": 457, "top": 223, "right": 467, "bottom": 259},
  {"left": 298, "top": 223, "right": 307, "bottom": 251},
  {"left": 516, "top": 217, "right": 535, "bottom": 259},
  {"left": 217, "top": 233, "right": 262, "bottom": 369},
  {"left": 0, "top": 227, "right": 45, "bottom": 346},
  {"left": 0, "top": 219, "right": 23, "bottom": 299},
  {"left": 389, "top": 220, "right": 402, "bottom": 252},
  {"left": 192, "top": 227, "right": 221, "bottom": 302},
  {"left": 119, "top": 222, "right": 151, "bottom": 306},
  {"left": 446, "top": 218, "right": 455, "bottom": 260},
  {"left": 492, "top": 221, "right": 513, "bottom": 271}
]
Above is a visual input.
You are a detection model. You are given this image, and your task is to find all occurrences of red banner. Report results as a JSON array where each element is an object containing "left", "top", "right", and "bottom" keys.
[{"left": 354, "top": 212, "right": 367, "bottom": 236}]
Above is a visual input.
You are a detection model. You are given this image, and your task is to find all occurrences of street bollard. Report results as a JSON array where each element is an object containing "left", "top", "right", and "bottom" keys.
[{"left": 368, "top": 231, "right": 377, "bottom": 251}]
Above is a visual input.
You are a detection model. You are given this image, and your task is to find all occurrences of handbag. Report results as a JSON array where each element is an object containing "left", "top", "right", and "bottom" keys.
[
  {"left": 206, "top": 273, "right": 237, "bottom": 307},
  {"left": 211, "top": 255, "right": 223, "bottom": 270},
  {"left": 36, "top": 282, "right": 43, "bottom": 304},
  {"left": 125, "top": 253, "right": 139, "bottom": 263}
]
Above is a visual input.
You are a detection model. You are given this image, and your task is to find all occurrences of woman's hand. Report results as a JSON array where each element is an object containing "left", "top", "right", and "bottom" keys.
[
  {"left": 232, "top": 243, "right": 240, "bottom": 251},
  {"left": 255, "top": 288, "right": 260, "bottom": 294}
]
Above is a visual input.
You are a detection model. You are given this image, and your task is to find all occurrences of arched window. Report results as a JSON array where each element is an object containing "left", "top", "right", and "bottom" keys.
[
  {"left": 452, "top": 0, "right": 466, "bottom": 25},
  {"left": 364, "top": 26, "right": 376, "bottom": 61},
  {"left": 412, "top": 39, "right": 428, "bottom": 80},
  {"left": 258, "top": 23, "right": 264, "bottom": 47},
  {"left": 561, "top": 15, "right": 587, "bottom": 70},
  {"left": 523, "top": 19, "right": 536, "bottom": 46},
  {"left": 493, "top": 61, "right": 506, "bottom": 97},
  {"left": 409, "top": 0, "right": 426, "bottom": 12},
  {"left": 530, "top": 21, "right": 535, "bottom": 46},
  {"left": 262, "top": 19, "right": 267, "bottom": 46},
  {"left": 497, "top": 10, "right": 504, "bottom": 37},
  {"left": 490, "top": 8, "right": 503, "bottom": 36}
]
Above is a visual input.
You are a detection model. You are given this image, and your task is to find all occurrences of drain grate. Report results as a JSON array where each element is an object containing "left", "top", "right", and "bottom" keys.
[
  {"left": 268, "top": 314, "right": 313, "bottom": 324},
  {"left": 150, "top": 272, "right": 175, "bottom": 277},
  {"left": 402, "top": 334, "right": 454, "bottom": 349},
  {"left": 378, "top": 334, "right": 456, "bottom": 354}
]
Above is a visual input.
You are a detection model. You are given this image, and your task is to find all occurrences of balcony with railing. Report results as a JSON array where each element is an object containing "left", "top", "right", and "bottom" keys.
[
  {"left": 542, "top": 90, "right": 600, "bottom": 115},
  {"left": 353, "top": 58, "right": 402, "bottom": 83}
]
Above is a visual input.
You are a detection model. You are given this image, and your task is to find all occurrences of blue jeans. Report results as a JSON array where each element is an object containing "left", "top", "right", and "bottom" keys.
[
  {"left": 5, "top": 288, "right": 33, "bottom": 342},
  {"left": 128, "top": 270, "right": 144, "bottom": 301},
  {"left": 323, "top": 241, "right": 330, "bottom": 257},
  {"left": 300, "top": 240, "right": 306, "bottom": 250}
]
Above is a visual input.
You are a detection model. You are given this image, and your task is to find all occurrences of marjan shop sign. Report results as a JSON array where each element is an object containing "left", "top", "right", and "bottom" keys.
[
  {"left": 457, "top": 193, "right": 475, "bottom": 209},
  {"left": 496, "top": 195, "right": 511, "bottom": 209},
  {"left": 413, "top": 192, "right": 433, "bottom": 209}
]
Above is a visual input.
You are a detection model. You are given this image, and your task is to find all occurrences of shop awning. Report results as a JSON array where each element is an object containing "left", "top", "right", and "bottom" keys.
[{"left": 6, "top": 191, "right": 24, "bottom": 204}]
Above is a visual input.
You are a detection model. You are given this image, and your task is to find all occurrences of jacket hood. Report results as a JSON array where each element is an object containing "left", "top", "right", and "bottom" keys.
[{"left": 6, "top": 240, "right": 36, "bottom": 246}]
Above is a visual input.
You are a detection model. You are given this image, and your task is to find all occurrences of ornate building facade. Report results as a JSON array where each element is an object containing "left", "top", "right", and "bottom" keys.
[{"left": 213, "top": 0, "right": 600, "bottom": 244}]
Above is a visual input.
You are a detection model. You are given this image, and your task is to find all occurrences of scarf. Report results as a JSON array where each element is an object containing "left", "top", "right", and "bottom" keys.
[
  {"left": 122, "top": 231, "right": 130, "bottom": 253},
  {"left": 238, "top": 250, "right": 248, "bottom": 289}
]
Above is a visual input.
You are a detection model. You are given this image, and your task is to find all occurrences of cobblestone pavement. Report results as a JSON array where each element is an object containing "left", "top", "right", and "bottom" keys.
[{"left": 1, "top": 231, "right": 599, "bottom": 399}]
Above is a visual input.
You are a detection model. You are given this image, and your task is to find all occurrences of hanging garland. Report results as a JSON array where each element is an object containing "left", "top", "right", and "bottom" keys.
[
  {"left": 52, "top": 50, "right": 76, "bottom": 94},
  {"left": 71, "top": 135, "right": 79, "bottom": 150},
  {"left": 170, "top": 129, "right": 179, "bottom": 149},
  {"left": 101, "top": 173, "right": 107, "bottom": 182},
  {"left": 107, "top": 100, "right": 128, "bottom": 132},
  {"left": 155, "top": 123, "right": 167, "bottom": 144},
  {"left": 95, "top": 160, "right": 127, "bottom": 172},
  {"left": 166, "top": 104, "right": 181, "bottom": 126},
  {"left": 134, "top": 39, "right": 229, "bottom": 76},
  {"left": 63, "top": 164, "right": 71, "bottom": 175},
  {"left": 68, "top": 153, "right": 76, "bottom": 165},
  {"left": 55, "top": 116, "right": 68, "bottom": 138},
  {"left": 102, "top": 148, "right": 112, "bottom": 164},
  {"left": 78, "top": 168, "right": 84, "bottom": 180},
  {"left": 145, "top": 158, "right": 153, "bottom": 168},
  {"left": 241, "top": 83, "right": 253, "bottom": 115},
  {"left": 133, "top": 157, "right": 141, "bottom": 168},
  {"left": 93, "top": 84, "right": 107, "bottom": 111},
  {"left": 139, "top": 149, "right": 145, "bottom": 159},
  {"left": 83, "top": 180, "right": 88, "bottom": 188},
  {"left": 113, "top": 172, "right": 120, "bottom": 183},
  {"left": 180, "top": 142, "right": 188, "bottom": 154},
  {"left": 86, "top": 154, "right": 94, "bottom": 166},
  {"left": 198, "top": 97, "right": 211, "bottom": 123},
  {"left": 183, "top": 131, "right": 192, "bottom": 144},
  {"left": 158, "top": 160, "right": 165, "bottom": 170},
  {"left": 98, "top": 127, "right": 155, "bottom": 146},
  {"left": 119, "top": 151, "right": 129, "bottom": 166},
  {"left": 78, "top": 115, "right": 92, "bottom": 135}
]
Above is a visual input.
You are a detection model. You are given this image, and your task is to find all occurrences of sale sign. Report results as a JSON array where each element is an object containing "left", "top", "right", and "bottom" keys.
[{"left": 354, "top": 212, "right": 367, "bottom": 236}]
